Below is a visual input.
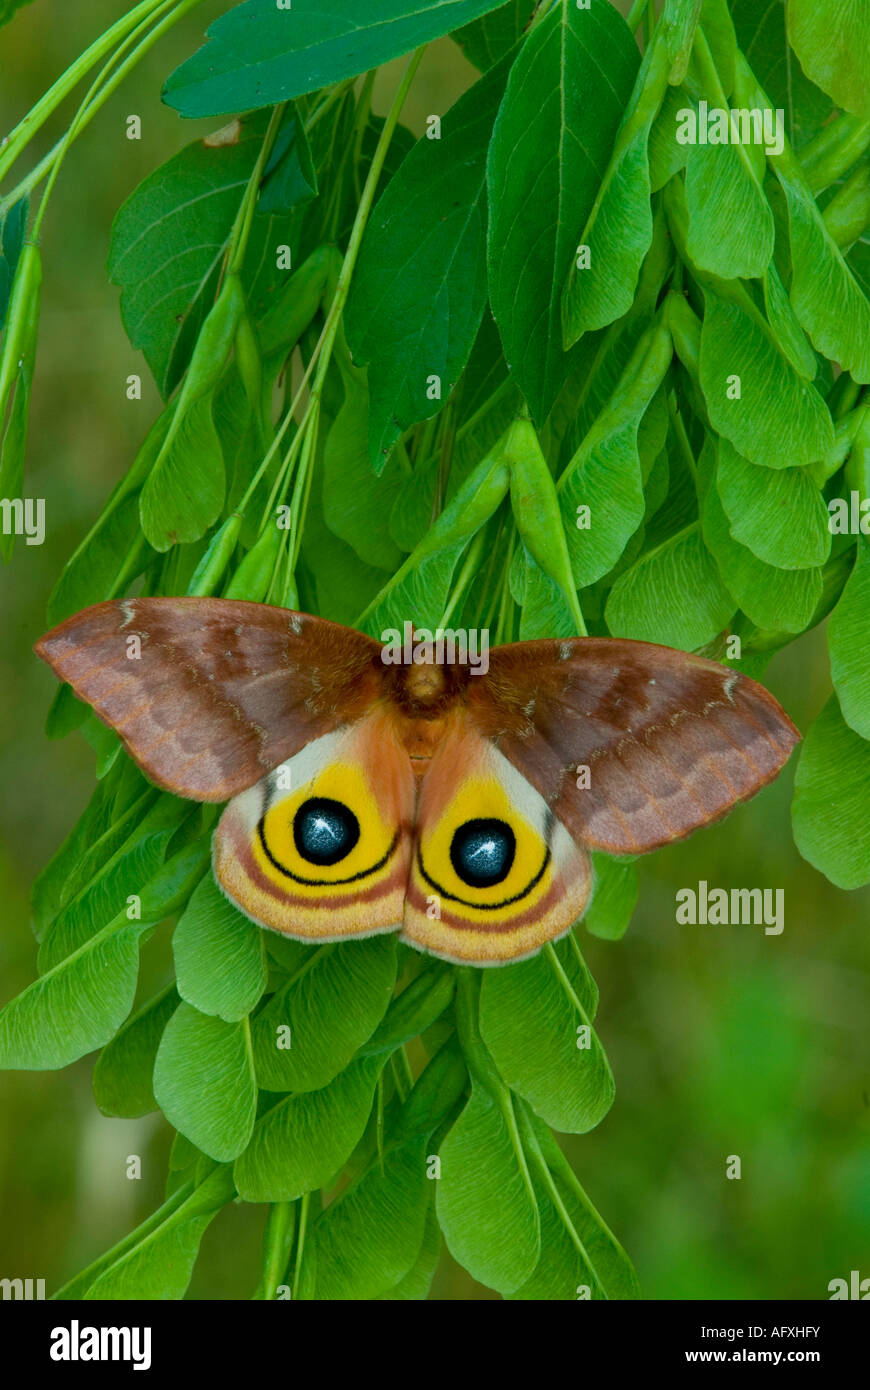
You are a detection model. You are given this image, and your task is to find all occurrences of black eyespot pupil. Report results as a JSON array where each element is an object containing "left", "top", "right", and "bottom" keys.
[
  {"left": 449, "top": 818, "right": 516, "bottom": 888},
  {"left": 293, "top": 797, "right": 360, "bottom": 866}
]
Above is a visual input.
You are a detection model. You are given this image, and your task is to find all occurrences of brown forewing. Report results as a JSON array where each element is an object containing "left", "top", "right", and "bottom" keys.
[
  {"left": 35, "top": 598, "right": 385, "bottom": 800},
  {"left": 466, "top": 637, "right": 800, "bottom": 855}
]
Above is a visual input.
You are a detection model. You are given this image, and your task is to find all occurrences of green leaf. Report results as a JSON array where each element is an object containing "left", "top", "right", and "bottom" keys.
[
  {"left": 153, "top": 1003, "right": 257, "bottom": 1162},
  {"left": 825, "top": 161, "right": 870, "bottom": 259},
  {"left": 50, "top": 789, "right": 183, "bottom": 932},
  {"left": 252, "top": 937, "right": 397, "bottom": 1092},
  {"left": 139, "top": 392, "right": 225, "bottom": 551},
  {"left": 0, "top": 240, "right": 40, "bottom": 511},
  {"left": 38, "top": 829, "right": 173, "bottom": 973},
  {"left": 0, "top": 0, "right": 31, "bottom": 28},
  {"left": 258, "top": 106, "right": 318, "bottom": 214},
  {"left": 486, "top": 0, "right": 639, "bottom": 420},
  {"left": 716, "top": 438, "right": 830, "bottom": 568},
  {"left": 46, "top": 492, "right": 150, "bottom": 626},
  {"left": 583, "top": 853, "right": 639, "bottom": 941},
  {"left": 0, "top": 918, "right": 149, "bottom": 1071},
  {"left": 301, "top": 483, "right": 387, "bottom": 625},
  {"left": 701, "top": 448, "right": 822, "bottom": 631},
  {"left": 512, "top": 543, "right": 576, "bottom": 641},
  {"left": 699, "top": 0, "right": 737, "bottom": 94},
  {"left": 164, "top": 0, "right": 511, "bottom": 116},
  {"left": 685, "top": 132, "right": 774, "bottom": 281},
  {"left": 255, "top": 243, "right": 334, "bottom": 359},
  {"left": 698, "top": 283, "right": 834, "bottom": 468},
  {"left": 173, "top": 875, "right": 267, "bottom": 1022},
  {"left": 321, "top": 365, "right": 405, "bottom": 567},
  {"left": 452, "top": 0, "right": 527, "bottom": 70},
  {"left": 643, "top": 437, "right": 670, "bottom": 523},
  {"left": 66, "top": 1166, "right": 236, "bottom": 1301},
  {"left": 558, "top": 317, "right": 672, "bottom": 587},
  {"left": 375, "top": 1201, "right": 442, "bottom": 1300},
  {"left": 561, "top": 422, "right": 648, "bottom": 590},
  {"left": 0, "top": 361, "right": 34, "bottom": 559},
  {"left": 309, "top": 1041, "right": 465, "bottom": 1299},
  {"left": 509, "top": 1110, "right": 640, "bottom": 1300},
  {"left": 507, "top": 416, "right": 582, "bottom": 630},
  {"left": 31, "top": 773, "right": 130, "bottom": 938},
  {"left": 561, "top": 27, "right": 668, "bottom": 342},
  {"left": 128, "top": 834, "right": 211, "bottom": 922},
  {"left": 479, "top": 935, "right": 614, "bottom": 1133},
  {"left": 792, "top": 694, "right": 870, "bottom": 889},
  {"left": 762, "top": 261, "right": 818, "bottom": 381},
  {"left": 648, "top": 84, "right": 691, "bottom": 191},
  {"left": 772, "top": 159, "right": 870, "bottom": 384},
  {"left": 81, "top": 713, "right": 123, "bottom": 780},
  {"left": 362, "top": 966, "right": 455, "bottom": 1056},
  {"left": 0, "top": 196, "right": 27, "bottom": 328},
  {"left": 46, "top": 405, "right": 172, "bottom": 624},
  {"left": 234, "top": 1055, "right": 382, "bottom": 1202},
  {"left": 436, "top": 1077, "right": 540, "bottom": 1294},
  {"left": 508, "top": 1166, "right": 602, "bottom": 1300},
  {"left": 787, "top": 0, "right": 870, "bottom": 120},
  {"left": 606, "top": 524, "right": 735, "bottom": 650},
  {"left": 108, "top": 132, "right": 260, "bottom": 397},
  {"left": 828, "top": 538, "right": 870, "bottom": 740},
  {"left": 346, "top": 54, "right": 510, "bottom": 466},
  {"left": 92, "top": 986, "right": 179, "bottom": 1118},
  {"left": 310, "top": 1137, "right": 432, "bottom": 1299},
  {"left": 731, "top": 0, "right": 832, "bottom": 149},
  {"left": 360, "top": 443, "right": 510, "bottom": 634}
]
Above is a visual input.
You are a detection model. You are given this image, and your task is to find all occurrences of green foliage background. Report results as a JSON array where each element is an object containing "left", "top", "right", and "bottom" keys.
[{"left": 0, "top": 0, "right": 867, "bottom": 1299}]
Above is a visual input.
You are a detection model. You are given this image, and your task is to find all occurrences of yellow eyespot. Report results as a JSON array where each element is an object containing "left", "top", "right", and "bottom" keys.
[
  {"left": 417, "top": 775, "right": 550, "bottom": 912},
  {"left": 254, "top": 761, "right": 399, "bottom": 895}
]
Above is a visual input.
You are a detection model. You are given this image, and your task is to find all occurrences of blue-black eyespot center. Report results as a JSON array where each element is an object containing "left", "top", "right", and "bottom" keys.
[
  {"left": 449, "top": 818, "right": 516, "bottom": 889},
  {"left": 293, "top": 797, "right": 360, "bottom": 867}
]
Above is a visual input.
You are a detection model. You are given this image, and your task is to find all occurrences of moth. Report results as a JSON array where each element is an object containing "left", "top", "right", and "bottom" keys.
[{"left": 36, "top": 598, "right": 799, "bottom": 966}]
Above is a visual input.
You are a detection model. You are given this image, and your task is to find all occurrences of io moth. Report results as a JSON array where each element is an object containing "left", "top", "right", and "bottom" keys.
[{"left": 35, "top": 598, "right": 799, "bottom": 966}]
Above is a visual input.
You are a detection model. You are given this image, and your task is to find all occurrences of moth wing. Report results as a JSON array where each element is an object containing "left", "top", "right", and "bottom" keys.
[
  {"left": 215, "top": 708, "right": 415, "bottom": 943},
  {"left": 401, "top": 721, "right": 591, "bottom": 965},
  {"left": 35, "top": 597, "right": 384, "bottom": 800},
  {"left": 466, "top": 637, "right": 800, "bottom": 856}
]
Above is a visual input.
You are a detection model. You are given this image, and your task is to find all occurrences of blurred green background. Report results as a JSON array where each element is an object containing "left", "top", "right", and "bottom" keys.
[{"left": 0, "top": 0, "right": 867, "bottom": 1301}]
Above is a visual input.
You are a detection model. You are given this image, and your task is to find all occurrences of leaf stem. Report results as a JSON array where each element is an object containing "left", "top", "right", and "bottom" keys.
[
  {"left": 4, "top": 0, "right": 204, "bottom": 225},
  {"left": 240, "top": 48, "right": 424, "bottom": 548},
  {"left": 493, "top": 536, "right": 515, "bottom": 645},
  {"left": 438, "top": 528, "right": 485, "bottom": 628},
  {"left": 543, "top": 942, "right": 591, "bottom": 1025},
  {"left": 291, "top": 1191, "right": 310, "bottom": 1298},
  {"left": 627, "top": 0, "right": 649, "bottom": 34},
  {"left": 226, "top": 104, "right": 287, "bottom": 278},
  {"left": 416, "top": 376, "right": 515, "bottom": 478},
  {"left": 516, "top": 1101, "right": 607, "bottom": 1297},
  {"left": 51, "top": 1177, "right": 194, "bottom": 1297},
  {"left": 255, "top": 1201, "right": 297, "bottom": 1300},
  {"left": 666, "top": 388, "right": 699, "bottom": 491},
  {"left": 0, "top": 0, "right": 199, "bottom": 186},
  {"left": 376, "top": 1073, "right": 386, "bottom": 1176}
]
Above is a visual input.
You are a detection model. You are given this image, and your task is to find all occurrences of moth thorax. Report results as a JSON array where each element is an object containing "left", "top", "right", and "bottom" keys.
[
  {"left": 405, "top": 660, "right": 447, "bottom": 703},
  {"left": 384, "top": 654, "right": 471, "bottom": 718}
]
